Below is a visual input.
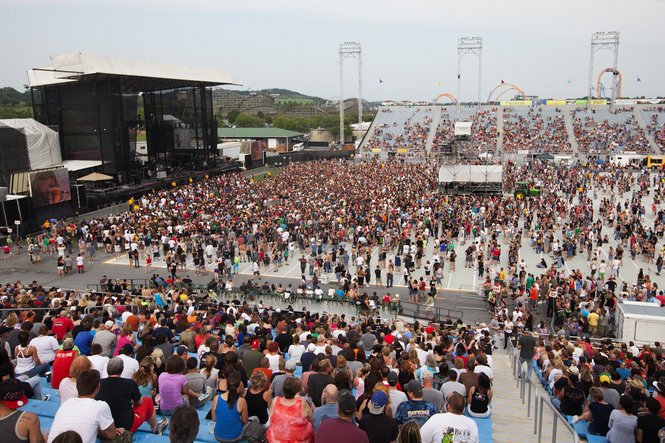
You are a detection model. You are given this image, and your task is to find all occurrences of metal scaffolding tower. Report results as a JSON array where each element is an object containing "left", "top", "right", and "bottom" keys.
[
  {"left": 457, "top": 37, "right": 483, "bottom": 113},
  {"left": 587, "top": 31, "right": 620, "bottom": 112},
  {"left": 339, "top": 41, "right": 362, "bottom": 145}
]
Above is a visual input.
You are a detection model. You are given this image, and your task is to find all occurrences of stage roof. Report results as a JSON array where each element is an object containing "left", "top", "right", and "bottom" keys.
[
  {"left": 438, "top": 165, "right": 503, "bottom": 183},
  {"left": 27, "top": 53, "right": 235, "bottom": 92},
  {"left": 218, "top": 127, "right": 304, "bottom": 139}
]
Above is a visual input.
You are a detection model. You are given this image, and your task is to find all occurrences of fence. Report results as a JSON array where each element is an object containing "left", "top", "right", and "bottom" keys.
[
  {"left": 510, "top": 337, "right": 581, "bottom": 443},
  {"left": 72, "top": 202, "right": 130, "bottom": 222},
  {"left": 394, "top": 301, "right": 464, "bottom": 322},
  {"left": 87, "top": 278, "right": 152, "bottom": 292}
]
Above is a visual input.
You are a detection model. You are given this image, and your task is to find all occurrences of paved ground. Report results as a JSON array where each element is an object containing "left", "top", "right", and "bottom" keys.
[{"left": 1, "top": 172, "right": 661, "bottom": 326}]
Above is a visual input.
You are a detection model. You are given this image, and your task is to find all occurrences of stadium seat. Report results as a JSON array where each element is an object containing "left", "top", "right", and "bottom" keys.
[
  {"left": 586, "top": 434, "right": 609, "bottom": 443},
  {"left": 19, "top": 399, "right": 60, "bottom": 417},
  {"left": 572, "top": 419, "right": 588, "bottom": 438}
]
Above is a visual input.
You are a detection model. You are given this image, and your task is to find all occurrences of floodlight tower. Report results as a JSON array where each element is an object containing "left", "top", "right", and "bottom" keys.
[
  {"left": 457, "top": 37, "right": 483, "bottom": 113},
  {"left": 339, "top": 41, "right": 362, "bottom": 145},
  {"left": 587, "top": 31, "right": 620, "bottom": 112}
]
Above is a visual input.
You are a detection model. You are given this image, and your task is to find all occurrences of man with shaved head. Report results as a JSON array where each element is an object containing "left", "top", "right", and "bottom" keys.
[{"left": 312, "top": 384, "right": 343, "bottom": 431}]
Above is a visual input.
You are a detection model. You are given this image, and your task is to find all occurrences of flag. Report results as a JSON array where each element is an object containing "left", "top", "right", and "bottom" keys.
[
  {"left": 501, "top": 80, "right": 504, "bottom": 84},
  {"left": 567, "top": 79, "right": 572, "bottom": 84},
  {"left": 438, "top": 81, "right": 441, "bottom": 86},
  {"left": 637, "top": 77, "right": 642, "bottom": 82},
  {"left": 379, "top": 79, "right": 383, "bottom": 84}
]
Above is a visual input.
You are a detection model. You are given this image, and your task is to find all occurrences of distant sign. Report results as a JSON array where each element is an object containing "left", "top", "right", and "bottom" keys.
[{"left": 14, "top": 220, "right": 20, "bottom": 225}]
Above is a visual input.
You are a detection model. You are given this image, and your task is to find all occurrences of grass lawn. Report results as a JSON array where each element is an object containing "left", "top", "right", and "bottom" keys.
[{"left": 252, "top": 167, "right": 283, "bottom": 182}]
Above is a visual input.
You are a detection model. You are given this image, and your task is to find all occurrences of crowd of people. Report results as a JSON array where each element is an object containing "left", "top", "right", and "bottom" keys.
[
  {"left": 363, "top": 108, "right": 432, "bottom": 159},
  {"left": 502, "top": 108, "right": 572, "bottom": 153},
  {"left": 645, "top": 109, "right": 665, "bottom": 152},
  {"left": 2, "top": 141, "right": 665, "bottom": 441},
  {"left": 573, "top": 110, "right": 652, "bottom": 155}
]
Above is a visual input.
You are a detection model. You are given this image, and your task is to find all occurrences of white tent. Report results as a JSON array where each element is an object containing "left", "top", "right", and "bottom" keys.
[
  {"left": 454, "top": 122, "right": 472, "bottom": 137},
  {"left": 438, "top": 165, "right": 503, "bottom": 183},
  {"left": 0, "top": 119, "right": 61, "bottom": 169}
]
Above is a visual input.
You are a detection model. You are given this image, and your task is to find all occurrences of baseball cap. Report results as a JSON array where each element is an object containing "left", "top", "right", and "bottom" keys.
[
  {"left": 599, "top": 374, "right": 611, "bottom": 385},
  {"left": 369, "top": 391, "right": 387, "bottom": 415},
  {"left": 62, "top": 338, "right": 74, "bottom": 350},
  {"left": 104, "top": 320, "right": 115, "bottom": 328},
  {"left": 406, "top": 380, "right": 423, "bottom": 396},
  {"left": 307, "top": 343, "right": 316, "bottom": 352},
  {"left": 653, "top": 381, "right": 665, "bottom": 394},
  {"left": 0, "top": 325, "right": 12, "bottom": 335},
  {"left": 0, "top": 379, "right": 29, "bottom": 408},
  {"left": 176, "top": 345, "right": 189, "bottom": 356},
  {"left": 251, "top": 340, "right": 260, "bottom": 348},
  {"left": 387, "top": 372, "right": 399, "bottom": 386},
  {"left": 338, "top": 390, "right": 356, "bottom": 415},
  {"left": 285, "top": 360, "right": 297, "bottom": 371},
  {"left": 568, "top": 365, "right": 580, "bottom": 376}
]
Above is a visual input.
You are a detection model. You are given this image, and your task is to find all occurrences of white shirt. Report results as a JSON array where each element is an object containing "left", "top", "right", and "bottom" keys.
[
  {"left": 47, "top": 397, "right": 114, "bottom": 443},
  {"left": 103, "top": 354, "right": 139, "bottom": 379},
  {"left": 474, "top": 365, "right": 494, "bottom": 380},
  {"left": 88, "top": 354, "right": 110, "bottom": 375},
  {"left": 419, "top": 412, "right": 479, "bottom": 443},
  {"left": 29, "top": 335, "right": 59, "bottom": 363},
  {"left": 287, "top": 344, "right": 305, "bottom": 363}
]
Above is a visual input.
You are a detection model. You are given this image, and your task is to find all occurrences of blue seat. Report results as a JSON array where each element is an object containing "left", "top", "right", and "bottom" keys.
[
  {"left": 133, "top": 432, "right": 170, "bottom": 443},
  {"left": 469, "top": 416, "right": 492, "bottom": 438},
  {"left": 572, "top": 420, "right": 588, "bottom": 437},
  {"left": 19, "top": 399, "right": 61, "bottom": 417},
  {"left": 586, "top": 434, "right": 609, "bottom": 443}
]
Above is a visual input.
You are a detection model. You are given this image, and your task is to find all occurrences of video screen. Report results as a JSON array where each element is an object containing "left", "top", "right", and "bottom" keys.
[{"left": 29, "top": 168, "right": 71, "bottom": 207}]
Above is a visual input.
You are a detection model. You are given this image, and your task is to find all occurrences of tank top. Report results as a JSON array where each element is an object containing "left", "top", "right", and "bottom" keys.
[
  {"left": 214, "top": 395, "right": 243, "bottom": 440},
  {"left": 266, "top": 397, "right": 315, "bottom": 443},
  {"left": 14, "top": 346, "right": 35, "bottom": 375},
  {"left": 266, "top": 353, "right": 280, "bottom": 372},
  {"left": 470, "top": 389, "right": 489, "bottom": 414},
  {"left": 245, "top": 389, "right": 268, "bottom": 424},
  {"left": 0, "top": 410, "right": 28, "bottom": 443}
]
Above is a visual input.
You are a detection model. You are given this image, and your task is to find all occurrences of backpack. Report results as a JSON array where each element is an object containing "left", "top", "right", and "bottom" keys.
[{"left": 432, "top": 371, "right": 448, "bottom": 390}]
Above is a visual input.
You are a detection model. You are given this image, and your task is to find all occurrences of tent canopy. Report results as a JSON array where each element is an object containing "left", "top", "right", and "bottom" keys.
[
  {"left": 0, "top": 119, "right": 61, "bottom": 169},
  {"left": 438, "top": 165, "right": 503, "bottom": 183},
  {"left": 78, "top": 172, "right": 114, "bottom": 182},
  {"left": 454, "top": 122, "right": 472, "bottom": 137}
]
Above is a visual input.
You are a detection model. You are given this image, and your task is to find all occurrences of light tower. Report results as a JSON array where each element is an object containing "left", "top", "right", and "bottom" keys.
[
  {"left": 457, "top": 36, "right": 483, "bottom": 113},
  {"left": 339, "top": 42, "right": 362, "bottom": 145},
  {"left": 587, "top": 31, "right": 620, "bottom": 112}
]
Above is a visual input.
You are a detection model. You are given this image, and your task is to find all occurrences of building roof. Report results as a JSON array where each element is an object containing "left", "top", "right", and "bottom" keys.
[
  {"left": 27, "top": 53, "right": 234, "bottom": 91},
  {"left": 218, "top": 127, "right": 303, "bottom": 139}
]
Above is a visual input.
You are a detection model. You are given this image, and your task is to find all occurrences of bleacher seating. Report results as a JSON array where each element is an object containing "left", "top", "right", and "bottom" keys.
[
  {"left": 363, "top": 106, "right": 434, "bottom": 158},
  {"left": 502, "top": 107, "right": 571, "bottom": 153},
  {"left": 363, "top": 104, "right": 664, "bottom": 157},
  {"left": 572, "top": 106, "right": 652, "bottom": 154},
  {"left": 641, "top": 107, "right": 665, "bottom": 151}
]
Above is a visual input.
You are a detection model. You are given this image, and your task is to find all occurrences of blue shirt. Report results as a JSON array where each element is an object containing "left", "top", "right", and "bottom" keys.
[
  {"left": 74, "top": 331, "right": 93, "bottom": 355},
  {"left": 394, "top": 399, "right": 439, "bottom": 426}
]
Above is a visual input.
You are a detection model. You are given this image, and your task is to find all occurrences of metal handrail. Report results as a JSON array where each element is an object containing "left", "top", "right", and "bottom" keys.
[{"left": 536, "top": 395, "right": 580, "bottom": 443}]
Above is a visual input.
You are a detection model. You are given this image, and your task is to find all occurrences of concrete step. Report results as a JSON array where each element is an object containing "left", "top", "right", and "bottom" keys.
[{"left": 490, "top": 352, "right": 578, "bottom": 443}]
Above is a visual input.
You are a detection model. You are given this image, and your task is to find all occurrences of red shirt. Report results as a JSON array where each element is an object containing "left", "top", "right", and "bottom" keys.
[
  {"left": 51, "top": 349, "right": 79, "bottom": 389},
  {"left": 51, "top": 317, "right": 74, "bottom": 341}
]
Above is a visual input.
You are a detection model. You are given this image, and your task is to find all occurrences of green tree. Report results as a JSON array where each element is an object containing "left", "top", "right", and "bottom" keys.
[
  {"left": 226, "top": 109, "right": 240, "bottom": 124},
  {"left": 272, "top": 115, "right": 302, "bottom": 132},
  {"left": 234, "top": 113, "right": 265, "bottom": 127}
]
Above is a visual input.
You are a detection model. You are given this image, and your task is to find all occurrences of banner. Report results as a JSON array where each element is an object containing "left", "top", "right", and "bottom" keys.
[
  {"left": 500, "top": 100, "right": 532, "bottom": 106},
  {"left": 371, "top": 148, "right": 382, "bottom": 153},
  {"left": 575, "top": 99, "right": 608, "bottom": 106},
  {"left": 546, "top": 100, "right": 567, "bottom": 106},
  {"left": 397, "top": 148, "right": 408, "bottom": 153},
  {"left": 29, "top": 168, "right": 71, "bottom": 207}
]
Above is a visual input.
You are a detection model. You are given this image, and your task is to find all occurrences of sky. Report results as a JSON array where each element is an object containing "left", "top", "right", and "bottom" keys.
[{"left": 2, "top": 0, "right": 664, "bottom": 102}]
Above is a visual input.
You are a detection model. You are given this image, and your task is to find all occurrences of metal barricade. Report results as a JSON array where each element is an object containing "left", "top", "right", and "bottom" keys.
[{"left": 536, "top": 395, "right": 580, "bottom": 443}]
